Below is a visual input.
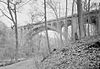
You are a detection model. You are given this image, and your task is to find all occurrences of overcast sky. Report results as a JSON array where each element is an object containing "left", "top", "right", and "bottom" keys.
[{"left": 0, "top": 0, "right": 100, "bottom": 27}]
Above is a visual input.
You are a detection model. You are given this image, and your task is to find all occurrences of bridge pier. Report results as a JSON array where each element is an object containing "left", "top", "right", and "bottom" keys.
[
  {"left": 72, "top": 17, "right": 79, "bottom": 41},
  {"left": 97, "top": 12, "right": 100, "bottom": 35}
]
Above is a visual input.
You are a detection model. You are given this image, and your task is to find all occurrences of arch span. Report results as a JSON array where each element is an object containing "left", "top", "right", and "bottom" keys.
[{"left": 26, "top": 25, "right": 59, "bottom": 40}]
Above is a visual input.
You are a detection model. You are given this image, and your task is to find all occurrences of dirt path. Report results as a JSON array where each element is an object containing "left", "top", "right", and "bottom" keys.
[
  {"left": 0, "top": 55, "right": 43, "bottom": 69},
  {"left": 0, "top": 58, "right": 36, "bottom": 69}
]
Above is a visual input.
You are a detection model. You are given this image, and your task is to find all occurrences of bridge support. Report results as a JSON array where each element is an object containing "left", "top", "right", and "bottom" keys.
[
  {"left": 57, "top": 22, "right": 64, "bottom": 47},
  {"left": 97, "top": 11, "right": 100, "bottom": 35},
  {"left": 72, "top": 17, "right": 78, "bottom": 41}
]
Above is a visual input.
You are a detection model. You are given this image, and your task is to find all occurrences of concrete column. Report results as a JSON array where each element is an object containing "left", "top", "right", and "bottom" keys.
[
  {"left": 97, "top": 3, "right": 100, "bottom": 35},
  {"left": 97, "top": 14, "right": 100, "bottom": 35},
  {"left": 72, "top": 17, "right": 78, "bottom": 41}
]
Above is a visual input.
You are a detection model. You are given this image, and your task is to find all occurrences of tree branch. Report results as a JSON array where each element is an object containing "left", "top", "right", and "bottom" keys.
[
  {"left": 14, "top": 4, "right": 17, "bottom": 24},
  {"left": 0, "top": 8, "right": 12, "bottom": 21},
  {"left": 7, "top": 0, "right": 15, "bottom": 24},
  {"left": 47, "top": 1, "right": 58, "bottom": 19},
  {"left": 0, "top": 0, "right": 7, "bottom": 5},
  {"left": 17, "top": 0, "right": 31, "bottom": 9}
]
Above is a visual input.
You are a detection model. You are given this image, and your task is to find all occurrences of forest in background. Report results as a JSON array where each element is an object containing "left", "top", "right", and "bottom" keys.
[{"left": 0, "top": 0, "right": 100, "bottom": 69}]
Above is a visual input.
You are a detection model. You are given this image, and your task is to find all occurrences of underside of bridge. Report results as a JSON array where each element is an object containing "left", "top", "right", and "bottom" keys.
[
  {"left": 26, "top": 25, "right": 59, "bottom": 40},
  {"left": 23, "top": 9, "right": 100, "bottom": 41}
]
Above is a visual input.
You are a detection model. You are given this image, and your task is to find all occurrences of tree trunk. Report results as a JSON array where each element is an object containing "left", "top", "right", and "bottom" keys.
[
  {"left": 14, "top": 4, "right": 18, "bottom": 61},
  {"left": 98, "top": 3, "right": 100, "bottom": 35},
  {"left": 44, "top": 0, "right": 50, "bottom": 53},
  {"left": 64, "top": 0, "right": 68, "bottom": 45},
  {"left": 15, "top": 24, "right": 18, "bottom": 61},
  {"left": 71, "top": 0, "right": 75, "bottom": 41},
  {"left": 87, "top": 0, "right": 91, "bottom": 36},
  {"left": 77, "top": 0, "right": 84, "bottom": 39},
  {"left": 7, "top": 0, "right": 19, "bottom": 61}
]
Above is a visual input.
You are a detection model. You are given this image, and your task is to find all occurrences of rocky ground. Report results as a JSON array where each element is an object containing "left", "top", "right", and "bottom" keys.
[{"left": 41, "top": 36, "right": 100, "bottom": 69}]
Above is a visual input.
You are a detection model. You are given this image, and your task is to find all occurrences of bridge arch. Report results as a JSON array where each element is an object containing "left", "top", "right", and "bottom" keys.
[{"left": 26, "top": 25, "right": 59, "bottom": 40}]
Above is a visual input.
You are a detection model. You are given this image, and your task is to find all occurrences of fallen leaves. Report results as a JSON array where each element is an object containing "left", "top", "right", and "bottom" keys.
[{"left": 41, "top": 36, "right": 100, "bottom": 69}]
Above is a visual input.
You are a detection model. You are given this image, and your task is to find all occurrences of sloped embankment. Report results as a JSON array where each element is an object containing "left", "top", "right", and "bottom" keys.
[{"left": 41, "top": 36, "right": 100, "bottom": 69}]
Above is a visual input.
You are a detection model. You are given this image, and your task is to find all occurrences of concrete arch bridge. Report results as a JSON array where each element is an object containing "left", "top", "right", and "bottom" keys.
[{"left": 18, "top": 9, "right": 100, "bottom": 40}]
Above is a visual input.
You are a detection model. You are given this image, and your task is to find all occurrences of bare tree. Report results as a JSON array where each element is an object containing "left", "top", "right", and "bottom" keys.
[
  {"left": 87, "top": 0, "right": 91, "bottom": 36},
  {"left": 47, "top": 0, "right": 64, "bottom": 47},
  {"left": 0, "top": 0, "right": 31, "bottom": 61},
  {"left": 63, "top": 0, "right": 68, "bottom": 45},
  {"left": 71, "top": 0, "right": 75, "bottom": 41},
  {"left": 82, "top": 0, "right": 99, "bottom": 36},
  {"left": 6, "top": 0, "right": 19, "bottom": 61},
  {"left": 44, "top": 0, "right": 50, "bottom": 53},
  {"left": 77, "top": 0, "right": 85, "bottom": 39},
  {"left": 98, "top": 3, "right": 100, "bottom": 35},
  {"left": 29, "top": 5, "right": 44, "bottom": 23}
]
